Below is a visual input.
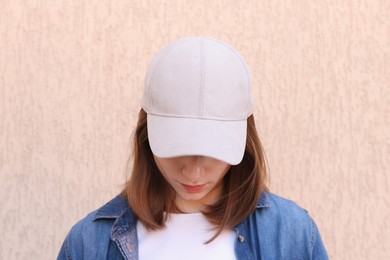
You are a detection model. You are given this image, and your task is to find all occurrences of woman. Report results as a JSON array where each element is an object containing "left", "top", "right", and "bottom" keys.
[{"left": 58, "top": 36, "right": 328, "bottom": 259}]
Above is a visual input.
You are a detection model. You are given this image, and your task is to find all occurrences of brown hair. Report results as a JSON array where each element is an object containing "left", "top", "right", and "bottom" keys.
[{"left": 122, "top": 109, "right": 268, "bottom": 242}]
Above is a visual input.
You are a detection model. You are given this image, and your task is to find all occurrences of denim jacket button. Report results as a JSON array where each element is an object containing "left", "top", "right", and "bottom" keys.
[{"left": 238, "top": 234, "right": 244, "bottom": 243}]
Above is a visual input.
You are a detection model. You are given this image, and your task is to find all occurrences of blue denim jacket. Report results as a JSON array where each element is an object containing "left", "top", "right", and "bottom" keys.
[{"left": 58, "top": 192, "right": 328, "bottom": 259}]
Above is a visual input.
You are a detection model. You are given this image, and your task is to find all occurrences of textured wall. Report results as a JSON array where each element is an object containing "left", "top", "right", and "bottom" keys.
[{"left": 0, "top": 0, "right": 389, "bottom": 259}]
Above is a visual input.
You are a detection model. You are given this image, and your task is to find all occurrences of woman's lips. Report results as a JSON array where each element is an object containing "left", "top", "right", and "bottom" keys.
[{"left": 181, "top": 183, "right": 207, "bottom": 193}]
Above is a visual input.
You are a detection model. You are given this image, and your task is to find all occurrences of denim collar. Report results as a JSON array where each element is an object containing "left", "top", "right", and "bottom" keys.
[
  {"left": 93, "top": 191, "right": 270, "bottom": 239},
  {"left": 92, "top": 194, "right": 136, "bottom": 240},
  {"left": 256, "top": 192, "right": 271, "bottom": 208}
]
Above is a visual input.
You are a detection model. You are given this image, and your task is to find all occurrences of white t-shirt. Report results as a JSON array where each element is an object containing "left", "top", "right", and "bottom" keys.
[{"left": 137, "top": 212, "right": 236, "bottom": 260}]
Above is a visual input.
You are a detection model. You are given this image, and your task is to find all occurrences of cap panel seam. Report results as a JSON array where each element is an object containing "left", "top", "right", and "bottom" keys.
[
  {"left": 147, "top": 38, "right": 196, "bottom": 113},
  {"left": 206, "top": 37, "right": 251, "bottom": 87},
  {"left": 206, "top": 38, "right": 253, "bottom": 115}
]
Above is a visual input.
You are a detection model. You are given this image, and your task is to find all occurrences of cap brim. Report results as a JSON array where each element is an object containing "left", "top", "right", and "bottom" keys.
[{"left": 147, "top": 114, "right": 247, "bottom": 165}]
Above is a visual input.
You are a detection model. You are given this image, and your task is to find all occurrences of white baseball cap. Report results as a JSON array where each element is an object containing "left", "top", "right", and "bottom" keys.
[{"left": 141, "top": 36, "right": 253, "bottom": 165}]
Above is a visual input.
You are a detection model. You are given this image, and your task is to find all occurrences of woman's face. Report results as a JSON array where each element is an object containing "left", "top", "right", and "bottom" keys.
[{"left": 153, "top": 155, "right": 231, "bottom": 213}]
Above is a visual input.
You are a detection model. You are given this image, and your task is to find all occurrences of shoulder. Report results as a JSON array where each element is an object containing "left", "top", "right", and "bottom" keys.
[
  {"left": 250, "top": 192, "right": 328, "bottom": 259},
  {"left": 58, "top": 195, "right": 135, "bottom": 259},
  {"left": 254, "top": 192, "right": 312, "bottom": 228},
  {"left": 68, "top": 195, "right": 128, "bottom": 240},
  {"left": 258, "top": 192, "right": 309, "bottom": 217}
]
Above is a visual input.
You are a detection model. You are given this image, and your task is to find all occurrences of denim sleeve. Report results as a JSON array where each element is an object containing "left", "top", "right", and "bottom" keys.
[
  {"left": 56, "top": 211, "right": 120, "bottom": 259},
  {"left": 310, "top": 217, "right": 328, "bottom": 260},
  {"left": 56, "top": 215, "right": 89, "bottom": 260},
  {"left": 57, "top": 237, "right": 71, "bottom": 260}
]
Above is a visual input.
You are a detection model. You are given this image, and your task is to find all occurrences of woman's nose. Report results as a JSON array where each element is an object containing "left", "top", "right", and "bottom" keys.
[{"left": 181, "top": 156, "right": 204, "bottom": 183}]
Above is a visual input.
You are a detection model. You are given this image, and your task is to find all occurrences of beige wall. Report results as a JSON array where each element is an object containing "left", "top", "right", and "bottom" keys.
[{"left": 1, "top": 0, "right": 389, "bottom": 259}]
